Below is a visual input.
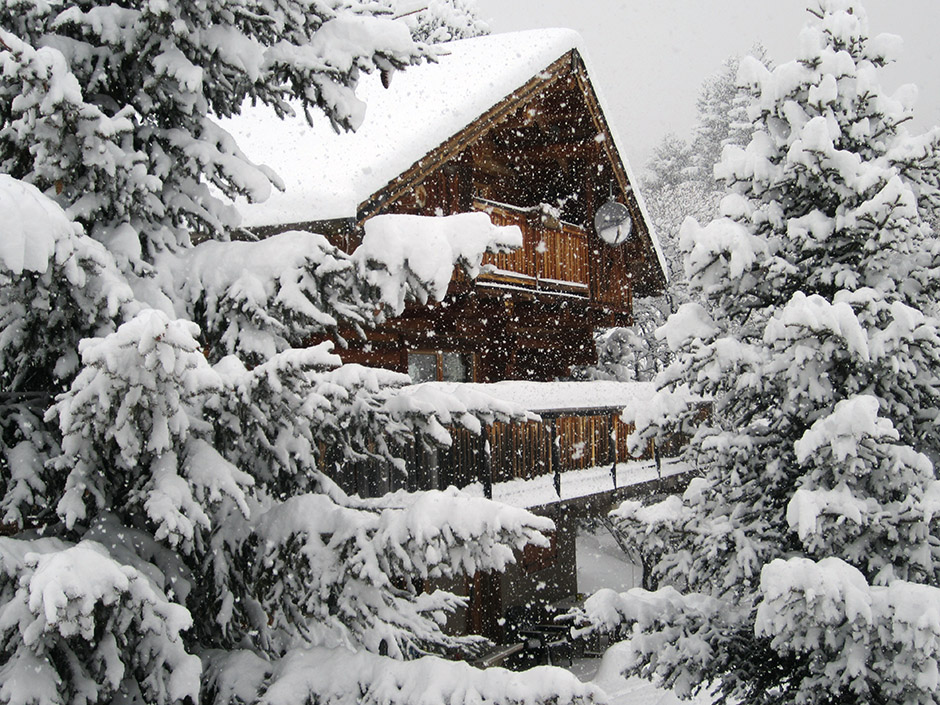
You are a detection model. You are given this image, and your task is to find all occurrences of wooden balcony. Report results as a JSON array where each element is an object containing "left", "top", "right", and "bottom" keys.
[
  {"left": 328, "top": 382, "right": 695, "bottom": 502},
  {"left": 331, "top": 409, "right": 661, "bottom": 501},
  {"left": 472, "top": 199, "right": 634, "bottom": 317},
  {"left": 475, "top": 199, "right": 591, "bottom": 296}
]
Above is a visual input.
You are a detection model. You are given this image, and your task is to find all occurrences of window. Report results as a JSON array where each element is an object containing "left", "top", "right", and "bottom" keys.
[
  {"left": 408, "top": 352, "right": 438, "bottom": 383},
  {"left": 441, "top": 352, "right": 469, "bottom": 382},
  {"left": 407, "top": 351, "right": 474, "bottom": 382}
]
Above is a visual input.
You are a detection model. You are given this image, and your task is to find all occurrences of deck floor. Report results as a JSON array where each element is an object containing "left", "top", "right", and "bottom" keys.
[{"left": 461, "top": 458, "right": 691, "bottom": 509}]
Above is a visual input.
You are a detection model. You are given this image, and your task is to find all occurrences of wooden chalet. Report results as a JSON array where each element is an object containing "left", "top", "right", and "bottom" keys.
[
  {"left": 230, "top": 28, "right": 667, "bottom": 383},
  {"left": 228, "top": 29, "right": 676, "bottom": 647}
]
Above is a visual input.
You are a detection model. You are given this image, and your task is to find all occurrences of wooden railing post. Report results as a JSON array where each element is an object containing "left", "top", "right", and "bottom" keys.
[
  {"left": 551, "top": 418, "right": 561, "bottom": 498},
  {"left": 482, "top": 426, "right": 493, "bottom": 500},
  {"left": 610, "top": 413, "right": 618, "bottom": 489},
  {"left": 534, "top": 221, "right": 542, "bottom": 290}
]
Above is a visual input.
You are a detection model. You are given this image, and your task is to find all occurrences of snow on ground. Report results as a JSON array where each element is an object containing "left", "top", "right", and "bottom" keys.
[
  {"left": 462, "top": 458, "right": 689, "bottom": 509},
  {"left": 559, "top": 479, "right": 713, "bottom": 705},
  {"left": 462, "top": 456, "right": 702, "bottom": 704},
  {"left": 584, "top": 650, "right": 714, "bottom": 705},
  {"left": 461, "top": 438, "right": 697, "bottom": 704},
  {"left": 576, "top": 526, "right": 639, "bottom": 595}
]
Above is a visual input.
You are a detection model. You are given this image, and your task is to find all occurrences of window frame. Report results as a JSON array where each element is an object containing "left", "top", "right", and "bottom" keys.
[{"left": 407, "top": 350, "right": 477, "bottom": 383}]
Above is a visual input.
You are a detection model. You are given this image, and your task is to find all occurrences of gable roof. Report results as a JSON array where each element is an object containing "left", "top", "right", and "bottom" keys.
[{"left": 224, "top": 28, "right": 667, "bottom": 280}]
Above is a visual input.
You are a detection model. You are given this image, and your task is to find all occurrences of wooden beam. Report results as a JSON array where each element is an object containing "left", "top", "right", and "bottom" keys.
[
  {"left": 509, "top": 329, "right": 592, "bottom": 349},
  {"left": 348, "top": 329, "right": 398, "bottom": 343},
  {"left": 386, "top": 317, "right": 435, "bottom": 332},
  {"left": 498, "top": 141, "right": 595, "bottom": 164},
  {"left": 491, "top": 108, "right": 590, "bottom": 136}
]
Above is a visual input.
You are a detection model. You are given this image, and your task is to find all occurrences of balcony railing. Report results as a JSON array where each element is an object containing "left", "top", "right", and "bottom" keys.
[
  {"left": 475, "top": 199, "right": 590, "bottom": 294},
  {"left": 331, "top": 409, "right": 661, "bottom": 500},
  {"left": 485, "top": 412, "right": 650, "bottom": 483}
]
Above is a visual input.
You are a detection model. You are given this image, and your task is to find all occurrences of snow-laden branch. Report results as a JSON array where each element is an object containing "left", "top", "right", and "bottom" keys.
[
  {"left": 245, "top": 488, "right": 553, "bottom": 657},
  {"left": 354, "top": 212, "right": 522, "bottom": 316},
  {"left": 0, "top": 177, "right": 134, "bottom": 389},
  {"left": 757, "top": 557, "right": 940, "bottom": 704},
  {"left": 205, "top": 646, "right": 600, "bottom": 705},
  {"left": 570, "top": 585, "right": 739, "bottom": 699},
  {"left": 167, "top": 213, "right": 522, "bottom": 364},
  {"left": 0, "top": 539, "right": 200, "bottom": 705}
]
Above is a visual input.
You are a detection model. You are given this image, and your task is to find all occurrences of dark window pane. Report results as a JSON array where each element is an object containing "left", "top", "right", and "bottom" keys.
[
  {"left": 408, "top": 352, "right": 437, "bottom": 382},
  {"left": 442, "top": 352, "right": 470, "bottom": 382}
]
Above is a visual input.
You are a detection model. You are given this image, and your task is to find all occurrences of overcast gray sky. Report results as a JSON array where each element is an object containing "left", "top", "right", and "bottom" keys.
[{"left": 475, "top": 1, "right": 940, "bottom": 172}]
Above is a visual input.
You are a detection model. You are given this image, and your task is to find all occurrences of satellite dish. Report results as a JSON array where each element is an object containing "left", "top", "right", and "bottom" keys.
[{"left": 594, "top": 198, "right": 633, "bottom": 246}]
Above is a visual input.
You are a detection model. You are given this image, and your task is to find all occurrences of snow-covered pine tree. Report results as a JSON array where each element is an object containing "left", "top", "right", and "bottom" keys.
[
  {"left": 689, "top": 45, "right": 769, "bottom": 184},
  {"left": 572, "top": 302, "right": 671, "bottom": 383},
  {"left": 641, "top": 46, "right": 769, "bottom": 283},
  {"left": 393, "top": 0, "right": 490, "bottom": 44},
  {"left": 576, "top": 2, "right": 940, "bottom": 704},
  {"left": 0, "top": 4, "right": 599, "bottom": 705}
]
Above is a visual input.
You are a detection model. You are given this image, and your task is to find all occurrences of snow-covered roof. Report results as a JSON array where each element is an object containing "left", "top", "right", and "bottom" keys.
[
  {"left": 412, "top": 380, "right": 656, "bottom": 414},
  {"left": 225, "top": 29, "right": 582, "bottom": 226},
  {"left": 224, "top": 28, "right": 668, "bottom": 286},
  {"left": 223, "top": 30, "right": 659, "bottom": 262}
]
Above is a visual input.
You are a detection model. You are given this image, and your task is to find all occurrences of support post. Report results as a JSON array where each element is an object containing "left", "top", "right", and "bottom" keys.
[
  {"left": 482, "top": 426, "right": 493, "bottom": 500},
  {"left": 551, "top": 418, "right": 561, "bottom": 498},
  {"left": 610, "top": 414, "right": 618, "bottom": 490}
]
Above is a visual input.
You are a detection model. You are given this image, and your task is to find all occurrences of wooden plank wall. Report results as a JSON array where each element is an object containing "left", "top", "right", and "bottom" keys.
[
  {"left": 481, "top": 413, "right": 652, "bottom": 484},
  {"left": 482, "top": 206, "right": 535, "bottom": 278},
  {"left": 479, "top": 203, "right": 590, "bottom": 288},
  {"left": 489, "top": 420, "right": 550, "bottom": 482},
  {"left": 538, "top": 223, "right": 589, "bottom": 285},
  {"left": 441, "top": 428, "right": 487, "bottom": 488}
]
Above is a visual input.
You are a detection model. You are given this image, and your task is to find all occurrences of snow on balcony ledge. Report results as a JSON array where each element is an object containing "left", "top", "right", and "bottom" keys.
[{"left": 408, "top": 380, "right": 657, "bottom": 415}]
